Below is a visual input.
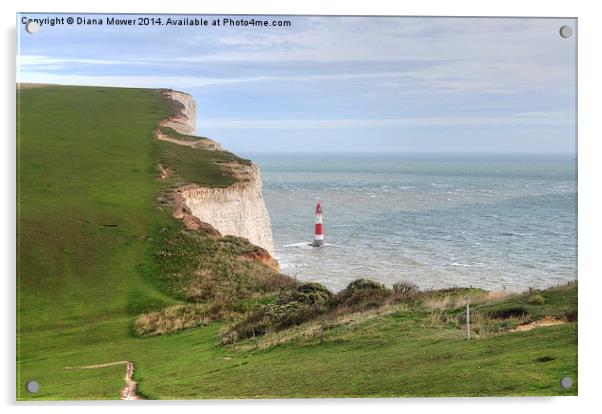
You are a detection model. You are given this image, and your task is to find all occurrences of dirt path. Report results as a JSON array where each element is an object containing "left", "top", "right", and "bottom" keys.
[
  {"left": 156, "top": 127, "right": 222, "bottom": 150},
  {"left": 64, "top": 360, "right": 128, "bottom": 370},
  {"left": 119, "top": 361, "right": 142, "bottom": 400},
  {"left": 65, "top": 360, "right": 143, "bottom": 400},
  {"left": 511, "top": 317, "right": 566, "bottom": 332}
]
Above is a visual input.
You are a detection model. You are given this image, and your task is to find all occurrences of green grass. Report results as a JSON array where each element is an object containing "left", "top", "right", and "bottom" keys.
[
  {"left": 159, "top": 125, "right": 213, "bottom": 143},
  {"left": 476, "top": 283, "right": 578, "bottom": 323},
  {"left": 17, "top": 85, "right": 176, "bottom": 399},
  {"left": 158, "top": 136, "right": 249, "bottom": 188},
  {"left": 16, "top": 85, "right": 577, "bottom": 400},
  {"left": 151, "top": 226, "right": 293, "bottom": 303},
  {"left": 136, "top": 223, "right": 295, "bottom": 334}
]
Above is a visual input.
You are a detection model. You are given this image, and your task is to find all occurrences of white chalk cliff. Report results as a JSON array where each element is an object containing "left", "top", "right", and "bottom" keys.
[
  {"left": 161, "top": 90, "right": 275, "bottom": 256},
  {"left": 161, "top": 90, "right": 197, "bottom": 135}
]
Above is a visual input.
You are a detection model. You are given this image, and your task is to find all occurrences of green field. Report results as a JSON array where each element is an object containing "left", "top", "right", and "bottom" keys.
[{"left": 16, "top": 85, "right": 577, "bottom": 400}]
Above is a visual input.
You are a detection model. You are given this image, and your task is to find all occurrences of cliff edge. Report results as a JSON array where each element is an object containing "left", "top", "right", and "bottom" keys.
[{"left": 160, "top": 90, "right": 275, "bottom": 256}]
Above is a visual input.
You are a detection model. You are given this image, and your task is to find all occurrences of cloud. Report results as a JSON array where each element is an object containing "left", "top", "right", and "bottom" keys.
[
  {"left": 17, "top": 16, "right": 576, "bottom": 97},
  {"left": 18, "top": 57, "right": 571, "bottom": 96},
  {"left": 197, "top": 112, "right": 574, "bottom": 130},
  {"left": 16, "top": 15, "right": 576, "bottom": 153},
  {"left": 17, "top": 67, "right": 516, "bottom": 93},
  {"left": 17, "top": 54, "right": 149, "bottom": 66}
]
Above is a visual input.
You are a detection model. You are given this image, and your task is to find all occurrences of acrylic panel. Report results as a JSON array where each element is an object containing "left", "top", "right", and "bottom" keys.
[{"left": 16, "top": 13, "right": 577, "bottom": 400}]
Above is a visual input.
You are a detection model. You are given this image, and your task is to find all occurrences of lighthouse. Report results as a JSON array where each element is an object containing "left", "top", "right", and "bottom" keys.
[{"left": 312, "top": 202, "right": 324, "bottom": 247}]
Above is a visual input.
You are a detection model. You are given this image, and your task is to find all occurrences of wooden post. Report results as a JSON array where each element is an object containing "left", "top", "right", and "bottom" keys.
[
  {"left": 466, "top": 298, "right": 471, "bottom": 341},
  {"left": 320, "top": 322, "right": 324, "bottom": 345},
  {"left": 252, "top": 328, "right": 258, "bottom": 350}
]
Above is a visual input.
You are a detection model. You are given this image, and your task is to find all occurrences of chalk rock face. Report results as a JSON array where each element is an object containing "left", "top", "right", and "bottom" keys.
[
  {"left": 164, "top": 90, "right": 275, "bottom": 255},
  {"left": 162, "top": 90, "right": 197, "bottom": 135},
  {"left": 179, "top": 172, "right": 275, "bottom": 255}
]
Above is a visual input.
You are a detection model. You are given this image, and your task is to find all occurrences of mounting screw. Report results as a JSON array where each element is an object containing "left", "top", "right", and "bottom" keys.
[
  {"left": 560, "top": 376, "right": 573, "bottom": 389},
  {"left": 25, "top": 380, "right": 39, "bottom": 393},
  {"left": 559, "top": 25, "right": 573, "bottom": 39},
  {"left": 25, "top": 21, "right": 40, "bottom": 34}
]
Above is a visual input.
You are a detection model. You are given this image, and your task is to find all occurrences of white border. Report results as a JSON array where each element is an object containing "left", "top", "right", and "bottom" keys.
[{"left": 3, "top": 1, "right": 600, "bottom": 413}]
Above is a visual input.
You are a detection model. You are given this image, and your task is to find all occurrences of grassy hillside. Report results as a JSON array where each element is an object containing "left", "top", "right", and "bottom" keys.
[{"left": 16, "top": 85, "right": 577, "bottom": 400}]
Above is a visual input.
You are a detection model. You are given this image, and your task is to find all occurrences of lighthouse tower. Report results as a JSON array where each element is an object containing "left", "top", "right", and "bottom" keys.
[{"left": 312, "top": 202, "right": 324, "bottom": 247}]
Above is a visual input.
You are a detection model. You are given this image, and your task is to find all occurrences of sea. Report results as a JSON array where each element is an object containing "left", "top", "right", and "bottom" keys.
[{"left": 249, "top": 153, "right": 577, "bottom": 293}]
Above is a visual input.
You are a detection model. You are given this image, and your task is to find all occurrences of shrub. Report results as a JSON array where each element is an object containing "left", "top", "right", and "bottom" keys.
[
  {"left": 528, "top": 294, "right": 546, "bottom": 305},
  {"left": 333, "top": 278, "right": 392, "bottom": 312},
  {"left": 471, "top": 317, "right": 520, "bottom": 335},
  {"left": 346, "top": 279, "right": 386, "bottom": 292},
  {"left": 289, "top": 282, "right": 333, "bottom": 305},
  {"left": 392, "top": 280, "right": 420, "bottom": 302},
  {"left": 224, "top": 282, "right": 333, "bottom": 343},
  {"left": 485, "top": 305, "right": 529, "bottom": 319},
  {"left": 565, "top": 309, "right": 578, "bottom": 322}
]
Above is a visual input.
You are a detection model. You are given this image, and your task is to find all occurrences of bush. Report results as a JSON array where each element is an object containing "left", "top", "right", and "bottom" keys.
[
  {"left": 224, "top": 283, "right": 333, "bottom": 342},
  {"left": 289, "top": 282, "right": 333, "bottom": 305},
  {"left": 392, "top": 280, "right": 420, "bottom": 302},
  {"left": 528, "top": 294, "right": 546, "bottom": 305},
  {"left": 485, "top": 305, "right": 529, "bottom": 319},
  {"left": 333, "top": 278, "right": 392, "bottom": 312},
  {"left": 565, "top": 309, "right": 578, "bottom": 322},
  {"left": 346, "top": 279, "right": 386, "bottom": 292}
]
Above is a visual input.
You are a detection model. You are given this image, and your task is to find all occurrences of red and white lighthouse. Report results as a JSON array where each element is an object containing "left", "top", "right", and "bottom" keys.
[{"left": 312, "top": 202, "right": 324, "bottom": 247}]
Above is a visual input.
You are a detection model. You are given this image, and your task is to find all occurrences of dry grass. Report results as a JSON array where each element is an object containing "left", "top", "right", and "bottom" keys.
[
  {"left": 224, "top": 282, "right": 577, "bottom": 347},
  {"left": 422, "top": 289, "right": 515, "bottom": 311},
  {"left": 183, "top": 251, "right": 296, "bottom": 303},
  {"left": 224, "top": 283, "right": 333, "bottom": 343},
  {"left": 464, "top": 311, "right": 526, "bottom": 336},
  {"left": 422, "top": 296, "right": 458, "bottom": 310},
  {"left": 419, "top": 290, "right": 521, "bottom": 336},
  {"left": 223, "top": 281, "right": 514, "bottom": 345},
  {"left": 229, "top": 304, "right": 402, "bottom": 351},
  {"left": 153, "top": 225, "right": 297, "bottom": 307},
  {"left": 134, "top": 303, "right": 210, "bottom": 336},
  {"left": 138, "top": 223, "right": 298, "bottom": 337}
]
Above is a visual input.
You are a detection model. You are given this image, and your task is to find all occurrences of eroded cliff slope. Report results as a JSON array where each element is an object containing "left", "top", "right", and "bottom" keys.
[{"left": 160, "top": 89, "right": 275, "bottom": 256}]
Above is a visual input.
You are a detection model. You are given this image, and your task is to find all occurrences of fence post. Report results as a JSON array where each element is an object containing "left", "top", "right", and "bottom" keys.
[
  {"left": 320, "top": 322, "right": 324, "bottom": 345},
  {"left": 252, "top": 328, "right": 258, "bottom": 350},
  {"left": 466, "top": 298, "right": 471, "bottom": 341}
]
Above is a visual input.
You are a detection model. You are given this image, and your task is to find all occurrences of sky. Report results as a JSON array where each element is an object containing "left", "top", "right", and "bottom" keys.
[{"left": 17, "top": 14, "right": 577, "bottom": 154}]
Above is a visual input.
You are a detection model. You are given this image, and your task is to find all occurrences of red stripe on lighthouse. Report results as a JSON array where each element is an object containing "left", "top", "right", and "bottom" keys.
[
  {"left": 312, "top": 202, "right": 324, "bottom": 246},
  {"left": 315, "top": 223, "right": 323, "bottom": 235}
]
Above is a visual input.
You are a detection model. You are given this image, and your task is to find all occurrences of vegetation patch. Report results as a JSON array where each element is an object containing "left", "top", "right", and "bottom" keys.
[
  {"left": 226, "top": 282, "right": 333, "bottom": 342},
  {"left": 332, "top": 278, "right": 392, "bottom": 312},
  {"left": 474, "top": 282, "right": 577, "bottom": 325},
  {"left": 227, "top": 280, "right": 578, "bottom": 347},
  {"left": 528, "top": 294, "right": 546, "bottom": 305},
  {"left": 157, "top": 140, "right": 247, "bottom": 188},
  {"left": 227, "top": 279, "right": 422, "bottom": 342},
  {"left": 159, "top": 126, "right": 213, "bottom": 144},
  {"left": 134, "top": 303, "right": 209, "bottom": 336},
  {"left": 392, "top": 280, "right": 421, "bottom": 302},
  {"left": 484, "top": 305, "right": 530, "bottom": 319},
  {"left": 151, "top": 224, "right": 297, "bottom": 316}
]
